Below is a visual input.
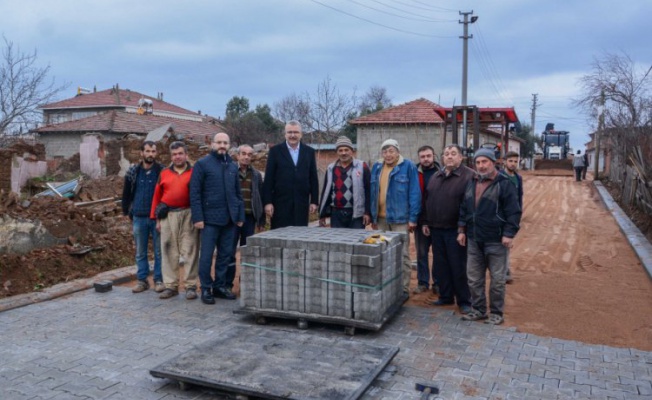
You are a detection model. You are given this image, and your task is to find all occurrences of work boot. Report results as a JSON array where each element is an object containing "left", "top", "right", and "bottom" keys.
[
  {"left": 154, "top": 281, "right": 165, "bottom": 293},
  {"left": 159, "top": 288, "right": 178, "bottom": 299},
  {"left": 185, "top": 287, "right": 198, "bottom": 300},
  {"left": 132, "top": 280, "right": 149, "bottom": 293}
]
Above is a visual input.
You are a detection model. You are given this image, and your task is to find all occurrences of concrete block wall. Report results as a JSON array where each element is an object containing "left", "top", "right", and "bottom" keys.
[
  {"left": 356, "top": 124, "right": 444, "bottom": 167},
  {"left": 242, "top": 227, "right": 405, "bottom": 324}
]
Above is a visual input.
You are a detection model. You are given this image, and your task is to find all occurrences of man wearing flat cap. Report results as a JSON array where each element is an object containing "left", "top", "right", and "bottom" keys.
[
  {"left": 370, "top": 138, "right": 421, "bottom": 294},
  {"left": 319, "top": 136, "right": 371, "bottom": 229},
  {"left": 457, "top": 147, "right": 521, "bottom": 325}
]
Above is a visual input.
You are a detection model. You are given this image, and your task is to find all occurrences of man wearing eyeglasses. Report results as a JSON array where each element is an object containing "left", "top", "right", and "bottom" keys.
[{"left": 263, "top": 120, "right": 319, "bottom": 229}]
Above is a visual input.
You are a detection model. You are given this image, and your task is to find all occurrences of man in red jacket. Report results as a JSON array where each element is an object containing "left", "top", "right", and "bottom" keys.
[{"left": 150, "top": 141, "right": 199, "bottom": 300}]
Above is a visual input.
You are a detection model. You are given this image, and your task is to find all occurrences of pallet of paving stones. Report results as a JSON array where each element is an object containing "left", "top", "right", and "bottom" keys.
[{"left": 236, "top": 227, "right": 407, "bottom": 334}]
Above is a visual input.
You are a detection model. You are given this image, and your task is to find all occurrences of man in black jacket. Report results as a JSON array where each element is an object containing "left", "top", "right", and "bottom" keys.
[
  {"left": 457, "top": 148, "right": 521, "bottom": 325},
  {"left": 121, "top": 140, "right": 164, "bottom": 294},
  {"left": 263, "top": 120, "right": 319, "bottom": 229},
  {"left": 190, "top": 132, "right": 244, "bottom": 304}
]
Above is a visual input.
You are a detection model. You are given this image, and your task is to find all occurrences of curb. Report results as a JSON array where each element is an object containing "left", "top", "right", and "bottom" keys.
[
  {"left": 0, "top": 266, "right": 135, "bottom": 313},
  {"left": 594, "top": 180, "right": 652, "bottom": 280}
]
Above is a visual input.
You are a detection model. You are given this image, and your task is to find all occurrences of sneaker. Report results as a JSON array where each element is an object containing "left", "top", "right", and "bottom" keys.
[
  {"left": 461, "top": 309, "right": 488, "bottom": 321},
  {"left": 154, "top": 281, "right": 165, "bottom": 293},
  {"left": 159, "top": 288, "right": 178, "bottom": 299},
  {"left": 185, "top": 287, "right": 198, "bottom": 300},
  {"left": 132, "top": 280, "right": 149, "bottom": 293},
  {"left": 459, "top": 305, "right": 473, "bottom": 315},
  {"left": 484, "top": 313, "right": 504, "bottom": 325},
  {"left": 411, "top": 285, "right": 428, "bottom": 294}
]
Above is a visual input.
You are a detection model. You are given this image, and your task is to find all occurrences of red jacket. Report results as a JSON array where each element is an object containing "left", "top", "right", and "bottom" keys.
[{"left": 150, "top": 163, "right": 193, "bottom": 219}]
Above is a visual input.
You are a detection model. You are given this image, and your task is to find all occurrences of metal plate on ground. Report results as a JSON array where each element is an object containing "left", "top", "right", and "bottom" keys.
[{"left": 150, "top": 326, "right": 399, "bottom": 400}]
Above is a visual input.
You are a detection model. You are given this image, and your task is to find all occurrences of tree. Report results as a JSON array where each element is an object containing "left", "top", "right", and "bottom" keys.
[
  {"left": 273, "top": 92, "right": 311, "bottom": 129},
  {"left": 307, "top": 76, "right": 353, "bottom": 143},
  {"left": 0, "top": 36, "right": 68, "bottom": 134},
  {"left": 513, "top": 124, "right": 538, "bottom": 159},
  {"left": 357, "top": 85, "right": 392, "bottom": 116},
  {"left": 224, "top": 96, "right": 283, "bottom": 144},
  {"left": 575, "top": 52, "right": 652, "bottom": 163}
]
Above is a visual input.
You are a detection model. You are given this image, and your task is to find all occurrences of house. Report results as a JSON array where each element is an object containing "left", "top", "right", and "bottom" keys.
[
  {"left": 349, "top": 98, "right": 444, "bottom": 164},
  {"left": 350, "top": 99, "right": 522, "bottom": 165},
  {"left": 40, "top": 85, "right": 201, "bottom": 125},
  {"left": 31, "top": 86, "right": 226, "bottom": 162}
]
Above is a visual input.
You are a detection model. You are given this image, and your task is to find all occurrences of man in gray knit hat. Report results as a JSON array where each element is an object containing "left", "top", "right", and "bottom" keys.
[
  {"left": 457, "top": 147, "right": 521, "bottom": 325},
  {"left": 319, "top": 136, "right": 371, "bottom": 229}
]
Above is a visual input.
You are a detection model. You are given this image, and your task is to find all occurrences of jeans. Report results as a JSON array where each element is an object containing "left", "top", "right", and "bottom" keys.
[
  {"left": 228, "top": 214, "right": 257, "bottom": 288},
  {"left": 430, "top": 228, "right": 470, "bottom": 306},
  {"left": 376, "top": 218, "right": 412, "bottom": 292},
  {"left": 466, "top": 239, "right": 507, "bottom": 316},
  {"left": 199, "top": 223, "right": 236, "bottom": 291},
  {"left": 330, "top": 208, "right": 365, "bottom": 229},
  {"left": 414, "top": 225, "right": 434, "bottom": 288},
  {"left": 132, "top": 216, "right": 162, "bottom": 282}
]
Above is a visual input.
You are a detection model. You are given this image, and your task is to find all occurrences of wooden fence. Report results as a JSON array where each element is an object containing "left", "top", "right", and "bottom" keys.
[{"left": 608, "top": 146, "right": 652, "bottom": 215}]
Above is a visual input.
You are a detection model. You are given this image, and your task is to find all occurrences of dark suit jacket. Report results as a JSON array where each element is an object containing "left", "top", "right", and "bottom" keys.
[{"left": 263, "top": 141, "right": 319, "bottom": 229}]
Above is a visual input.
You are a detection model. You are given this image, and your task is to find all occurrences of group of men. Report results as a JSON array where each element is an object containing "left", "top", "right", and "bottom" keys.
[{"left": 122, "top": 121, "right": 522, "bottom": 324}]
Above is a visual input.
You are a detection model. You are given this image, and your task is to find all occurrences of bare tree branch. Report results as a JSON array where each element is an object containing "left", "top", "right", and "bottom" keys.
[{"left": 0, "top": 36, "right": 68, "bottom": 134}]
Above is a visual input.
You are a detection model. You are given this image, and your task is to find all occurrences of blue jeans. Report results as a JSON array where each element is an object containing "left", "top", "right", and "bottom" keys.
[
  {"left": 330, "top": 208, "right": 364, "bottom": 229},
  {"left": 466, "top": 240, "right": 507, "bottom": 316},
  {"left": 415, "top": 225, "right": 434, "bottom": 288},
  {"left": 132, "top": 216, "right": 162, "bottom": 282},
  {"left": 199, "top": 223, "right": 236, "bottom": 291},
  {"left": 228, "top": 214, "right": 257, "bottom": 288},
  {"left": 430, "top": 228, "right": 470, "bottom": 306}
]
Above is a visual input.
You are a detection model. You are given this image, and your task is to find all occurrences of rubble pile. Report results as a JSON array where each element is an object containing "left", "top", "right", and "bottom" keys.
[{"left": 0, "top": 177, "right": 134, "bottom": 299}]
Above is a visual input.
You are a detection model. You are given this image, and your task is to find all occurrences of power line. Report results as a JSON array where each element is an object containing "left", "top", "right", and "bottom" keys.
[
  {"left": 309, "top": 0, "right": 456, "bottom": 38},
  {"left": 346, "top": 0, "right": 454, "bottom": 22},
  {"left": 406, "top": 0, "right": 458, "bottom": 12},
  {"left": 369, "top": 0, "right": 454, "bottom": 21}
]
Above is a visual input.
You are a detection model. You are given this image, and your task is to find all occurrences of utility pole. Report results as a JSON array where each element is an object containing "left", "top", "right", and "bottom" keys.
[
  {"left": 459, "top": 11, "right": 477, "bottom": 153},
  {"left": 594, "top": 90, "right": 605, "bottom": 180},
  {"left": 530, "top": 94, "right": 538, "bottom": 170},
  {"left": 530, "top": 93, "right": 538, "bottom": 134}
]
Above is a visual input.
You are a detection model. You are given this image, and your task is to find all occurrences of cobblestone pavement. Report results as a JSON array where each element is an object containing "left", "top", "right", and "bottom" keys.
[{"left": 1, "top": 286, "right": 651, "bottom": 400}]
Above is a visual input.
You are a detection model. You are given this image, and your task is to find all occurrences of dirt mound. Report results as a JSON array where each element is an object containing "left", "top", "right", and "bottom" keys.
[{"left": 0, "top": 177, "right": 134, "bottom": 299}]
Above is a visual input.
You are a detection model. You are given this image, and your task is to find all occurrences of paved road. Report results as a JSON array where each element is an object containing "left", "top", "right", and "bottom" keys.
[{"left": 1, "top": 285, "right": 651, "bottom": 399}]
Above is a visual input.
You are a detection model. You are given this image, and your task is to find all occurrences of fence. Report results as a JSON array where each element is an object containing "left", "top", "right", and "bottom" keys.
[{"left": 608, "top": 146, "right": 652, "bottom": 215}]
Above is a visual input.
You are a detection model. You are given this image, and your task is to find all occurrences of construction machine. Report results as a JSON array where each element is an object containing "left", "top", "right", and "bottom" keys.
[{"left": 535, "top": 123, "right": 573, "bottom": 173}]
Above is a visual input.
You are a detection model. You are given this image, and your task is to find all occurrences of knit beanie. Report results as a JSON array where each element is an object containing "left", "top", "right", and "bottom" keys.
[
  {"left": 474, "top": 148, "right": 496, "bottom": 162},
  {"left": 335, "top": 136, "right": 354, "bottom": 150},
  {"left": 381, "top": 139, "right": 400, "bottom": 151}
]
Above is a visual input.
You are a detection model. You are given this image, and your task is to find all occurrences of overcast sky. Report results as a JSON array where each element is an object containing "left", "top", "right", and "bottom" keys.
[{"left": 2, "top": 0, "right": 650, "bottom": 151}]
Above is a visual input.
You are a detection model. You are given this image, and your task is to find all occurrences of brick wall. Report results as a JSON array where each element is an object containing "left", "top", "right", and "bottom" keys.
[{"left": 356, "top": 124, "right": 444, "bottom": 167}]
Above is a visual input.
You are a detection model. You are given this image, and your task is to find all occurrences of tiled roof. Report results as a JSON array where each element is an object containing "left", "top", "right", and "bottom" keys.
[
  {"left": 349, "top": 98, "right": 443, "bottom": 125},
  {"left": 40, "top": 88, "right": 199, "bottom": 116},
  {"left": 32, "top": 111, "right": 226, "bottom": 139}
]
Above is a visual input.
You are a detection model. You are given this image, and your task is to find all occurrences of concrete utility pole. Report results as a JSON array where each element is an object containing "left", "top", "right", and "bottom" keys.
[
  {"left": 459, "top": 11, "right": 477, "bottom": 152},
  {"left": 530, "top": 93, "right": 538, "bottom": 134},
  {"left": 594, "top": 90, "right": 605, "bottom": 181}
]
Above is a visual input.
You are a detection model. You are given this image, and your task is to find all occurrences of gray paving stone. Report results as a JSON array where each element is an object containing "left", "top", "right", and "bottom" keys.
[{"left": 1, "top": 287, "right": 651, "bottom": 400}]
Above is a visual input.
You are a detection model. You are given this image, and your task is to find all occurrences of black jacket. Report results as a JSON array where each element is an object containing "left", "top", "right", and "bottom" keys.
[
  {"left": 458, "top": 172, "right": 521, "bottom": 242},
  {"left": 262, "top": 142, "right": 319, "bottom": 229}
]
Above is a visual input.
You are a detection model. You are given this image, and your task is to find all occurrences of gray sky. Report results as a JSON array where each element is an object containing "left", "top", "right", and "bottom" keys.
[{"left": 2, "top": 0, "right": 650, "bottom": 151}]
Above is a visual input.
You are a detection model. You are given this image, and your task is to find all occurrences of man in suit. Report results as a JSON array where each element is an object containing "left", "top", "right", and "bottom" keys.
[{"left": 263, "top": 120, "right": 319, "bottom": 229}]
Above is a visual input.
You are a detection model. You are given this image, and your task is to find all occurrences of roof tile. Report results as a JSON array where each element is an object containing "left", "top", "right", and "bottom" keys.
[{"left": 350, "top": 98, "right": 443, "bottom": 125}]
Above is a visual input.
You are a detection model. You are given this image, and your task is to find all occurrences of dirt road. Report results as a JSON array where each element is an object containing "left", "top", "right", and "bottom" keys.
[{"left": 408, "top": 173, "right": 652, "bottom": 351}]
